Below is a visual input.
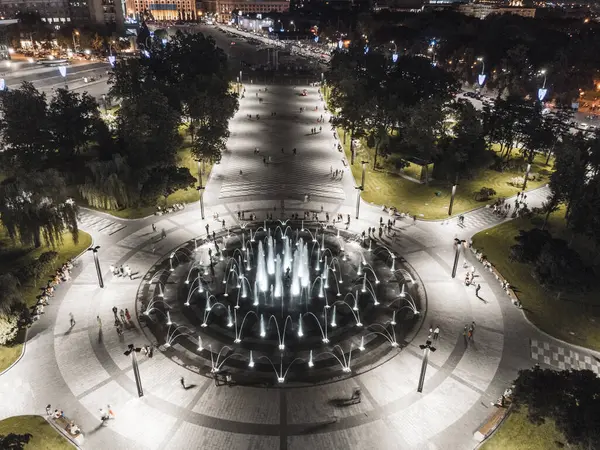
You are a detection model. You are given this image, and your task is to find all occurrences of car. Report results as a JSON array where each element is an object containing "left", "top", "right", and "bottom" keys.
[{"left": 230, "top": 42, "right": 235, "bottom": 46}]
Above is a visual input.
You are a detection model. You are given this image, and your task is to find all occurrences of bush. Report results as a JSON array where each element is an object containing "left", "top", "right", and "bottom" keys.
[
  {"left": 474, "top": 187, "right": 497, "bottom": 201},
  {"left": 0, "top": 313, "right": 19, "bottom": 345},
  {"left": 508, "top": 173, "right": 537, "bottom": 188},
  {"left": 533, "top": 240, "right": 587, "bottom": 288},
  {"left": 510, "top": 228, "right": 552, "bottom": 263}
]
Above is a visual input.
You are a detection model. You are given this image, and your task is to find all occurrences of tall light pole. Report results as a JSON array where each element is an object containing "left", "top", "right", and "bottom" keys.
[
  {"left": 451, "top": 238, "right": 466, "bottom": 279},
  {"left": 239, "top": 69, "right": 242, "bottom": 83},
  {"left": 417, "top": 339, "right": 436, "bottom": 393},
  {"left": 197, "top": 184, "right": 205, "bottom": 220},
  {"left": 124, "top": 344, "right": 144, "bottom": 397},
  {"left": 391, "top": 40, "right": 398, "bottom": 63},
  {"left": 355, "top": 161, "right": 367, "bottom": 219},
  {"left": 538, "top": 69, "right": 548, "bottom": 102},
  {"left": 58, "top": 65, "right": 67, "bottom": 88},
  {"left": 477, "top": 56, "right": 486, "bottom": 87},
  {"left": 522, "top": 163, "right": 532, "bottom": 191},
  {"left": 448, "top": 183, "right": 457, "bottom": 216},
  {"left": 87, "top": 246, "right": 104, "bottom": 288},
  {"left": 72, "top": 30, "right": 79, "bottom": 52}
]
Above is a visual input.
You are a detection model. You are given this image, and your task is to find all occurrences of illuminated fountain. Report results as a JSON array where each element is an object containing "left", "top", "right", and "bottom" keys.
[{"left": 138, "top": 222, "right": 424, "bottom": 385}]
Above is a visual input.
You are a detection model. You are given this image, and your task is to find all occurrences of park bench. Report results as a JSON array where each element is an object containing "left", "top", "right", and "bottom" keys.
[{"left": 473, "top": 406, "right": 510, "bottom": 442}]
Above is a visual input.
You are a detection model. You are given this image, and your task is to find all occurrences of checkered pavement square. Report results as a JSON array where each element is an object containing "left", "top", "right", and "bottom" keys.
[{"left": 530, "top": 339, "right": 600, "bottom": 373}]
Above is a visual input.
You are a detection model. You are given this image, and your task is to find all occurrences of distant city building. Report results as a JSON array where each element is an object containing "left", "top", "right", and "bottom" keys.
[
  {"left": 0, "top": 0, "right": 125, "bottom": 29},
  {"left": 125, "top": 0, "right": 198, "bottom": 20},
  {"left": 205, "top": 0, "right": 288, "bottom": 16},
  {"left": 457, "top": 3, "right": 536, "bottom": 18}
]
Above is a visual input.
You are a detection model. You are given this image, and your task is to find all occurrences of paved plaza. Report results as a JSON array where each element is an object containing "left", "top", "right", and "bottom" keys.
[{"left": 2, "top": 80, "right": 600, "bottom": 450}]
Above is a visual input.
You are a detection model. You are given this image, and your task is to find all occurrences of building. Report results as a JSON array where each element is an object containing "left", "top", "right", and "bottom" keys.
[
  {"left": 0, "top": 0, "right": 125, "bottom": 29},
  {"left": 457, "top": 3, "right": 536, "bottom": 18},
  {"left": 207, "top": 0, "right": 288, "bottom": 17},
  {"left": 125, "top": 0, "right": 198, "bottom": 20}
]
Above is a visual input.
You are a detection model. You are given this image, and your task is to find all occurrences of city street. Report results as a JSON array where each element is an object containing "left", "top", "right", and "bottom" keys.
[{"left": 1, "top": 32, "right": 600, "bottom": 450}]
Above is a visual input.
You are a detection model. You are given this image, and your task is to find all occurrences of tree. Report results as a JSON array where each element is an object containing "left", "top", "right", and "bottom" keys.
[
  {"left": 47, "top": 89, "right": 101, "bottom": 162},
  {"left": 0, "top": 82, "right": 49, "bottom": 170},
  {"left": 0, "top": 273, "right": 23, "bottom": 317},
  {"left": 140, "top": 166, "right": 196, "bottom": 206},
  {"left": 435, "top": 99, "right": 489, "bottom": 181},
  {"left": 116, "top": 89, "right": 181, "bottom": 169},
  {"left": 79, "top": 155, "right": 136, "bottom": 211},
  {"left": 0, "top": 432, "right": 32, "bottom": 450},
  {"left": 0, "top": 170, "right": 78, "bottom": 248},
  {"left": 192, "top": 124, "right": 228, "bottom": 169},
  {"left": 513, "top": 366, "right": 600, "bottom": 449}
]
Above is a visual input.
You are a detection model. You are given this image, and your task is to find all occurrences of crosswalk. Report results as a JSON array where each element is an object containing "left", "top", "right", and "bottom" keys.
[
  {"left": 458, "top": 185, "right": 551, "bottom": 232},
  {"left": 77, "top": 211, "right": 127, "bottom": 235}
]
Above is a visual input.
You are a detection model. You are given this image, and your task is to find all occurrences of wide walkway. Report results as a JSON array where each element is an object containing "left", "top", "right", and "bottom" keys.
[{"left": 1, "top": 82, "right": 598, "bottom": 450}]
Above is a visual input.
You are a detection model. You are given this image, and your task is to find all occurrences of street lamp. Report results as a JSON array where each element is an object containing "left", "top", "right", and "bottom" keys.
[
  {"left": 197, "top": 184, "right": 205, "bottom": 220},
  {"left": 355, "top": 161, "right": 367, "bottom": 219},
  {"left": 448, "top": 183, "right": 458, "bottom": 216},
  {"left": 391, "top": 40, "right": 398, "bottom": 63},
  {"left": 290, "top": 21, "right": 296, "bottom": 32},
  {"left": 477, "top": 56, "right": 486, "bottom": 86},
  {"left": 451, "top": 238, "right": 466, "bottom": 279},
  {"left": 124, "top": 344, "right": 144, "bottom": 397},
  {"left": 87, "top": 246, "right": 104, "bottom": 288},
  {"left": 522, "top": 163, "right": 532, "bottom": 191},
  {"left": 417, "top": 339, "right": 436, "bottom": 393},
  {"left": 72, "top": 30, "right": 79, "bottom": 52},
  {"left": 538, "top": 69, "right": 548, "bottom": 102}
]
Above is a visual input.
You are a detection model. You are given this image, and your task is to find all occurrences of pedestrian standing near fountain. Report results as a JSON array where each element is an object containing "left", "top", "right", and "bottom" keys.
[{"left": 433, "top": 326, "right": 440, "bottom": 341}]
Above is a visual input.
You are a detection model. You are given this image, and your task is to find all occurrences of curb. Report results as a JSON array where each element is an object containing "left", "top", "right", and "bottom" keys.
[{"left": 0, "top": 236, "right": 94, "bottom": 378}]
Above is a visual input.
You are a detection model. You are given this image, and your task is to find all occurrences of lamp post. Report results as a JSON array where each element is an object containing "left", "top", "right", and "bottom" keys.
[
  {"left": 124, "top": 344, "right": 144, "bottom": 397},
  {"left": 391, "top": 40, "right": 398, "bottom": 63},
  {"left": 236, "top": 76, "right": 240, "bottom": 96},
  {"left": 58, "top": 65, "right": 67, "bottom": 88},
  {"left": 197, "top": 184, "right": 205, "bottom": 220},
  {"left": 72, "top": 30, "right": 79, "bottom": 52},
  {"left": 239, "top": 69, "right": 242, "bottom": 83},
  {"left": 417, "top": 339, "right": 436, "bottom": 393},
  {"left": 477, "top": 56, "right": 486, "bottom": 87},
  {"left": 87, "top": 246, "right": 104, "bottom": 288},
  {"left": 522, "top": 163, "right": 532, "bottom": 191},
  {"left": 538, "top": 69, "right": 548, "bottom": 102},
  {"left": 448, "top": 183, "right": 457, "bottom": 216},
  {"left": 290, "top": 21, "right": 296, "bottom": 32},
  {"left": 355, "top": 161, "right": 367, "bottom": 220},
  {"left": 451, "top": 238, "right": 466, "bottom": 279}
]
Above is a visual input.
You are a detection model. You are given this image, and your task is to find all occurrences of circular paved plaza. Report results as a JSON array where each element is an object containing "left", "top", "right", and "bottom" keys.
[{"left": 0, "top": 78, "right": 578, "bottom": 450}]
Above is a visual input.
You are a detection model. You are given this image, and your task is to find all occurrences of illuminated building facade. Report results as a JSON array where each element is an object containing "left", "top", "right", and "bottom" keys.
[{"left": 125, "top": 0, "right": 198, "bottom": 20}]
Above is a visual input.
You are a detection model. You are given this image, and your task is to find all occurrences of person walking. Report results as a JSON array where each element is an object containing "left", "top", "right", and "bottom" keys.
[
  {"left": 152, "top": 223, "right": 156, "bottom": 232},
  {"left": 125, "top": 309, "right": 131, "bottom": 322},
  {"left": 205, "top": 224, "right": 210, "bottom": 235},
  {"left": 161, "top": 228, "right": 167, "bottom": 239},
  {"left": 180, "top": 377, "right": 186, "bottom": 389},
  {"left": 119, "top": 309, "right": 125, "bottom": 323},
  {"left": 433, "top": 326, "right": 440, "bottom": 341},
  {"left": 97, "top": 315, "right": 102, "bottom": 328},
  {"left": 428, "top": 326, "right": 433, "bottom": 339},
  {"left": 468, "top": 322, "right": 475, "bottom": 341},
  {"left": 69, "top": 312, "right": 75, "bottom": 327},
  {"left": 112, "top": 306, "right": 118, "bottom": 321},
  {"left": 475, "top": 284, "right": 481, "bottom": 298}
]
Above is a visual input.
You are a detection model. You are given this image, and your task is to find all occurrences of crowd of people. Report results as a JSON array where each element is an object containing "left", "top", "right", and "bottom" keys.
[{"left": 32, "top": 259, "right": 74, "bottom": 321}]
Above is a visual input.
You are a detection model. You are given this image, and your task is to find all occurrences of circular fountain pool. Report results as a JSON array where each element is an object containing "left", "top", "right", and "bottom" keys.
[{"left": 138, "top": 221, "right": 425, "bottom": 385}]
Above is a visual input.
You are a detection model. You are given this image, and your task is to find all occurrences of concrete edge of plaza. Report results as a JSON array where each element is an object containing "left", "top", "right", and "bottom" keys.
[{"left": 0, "top": 237, "right": 96, "bottom": 378}]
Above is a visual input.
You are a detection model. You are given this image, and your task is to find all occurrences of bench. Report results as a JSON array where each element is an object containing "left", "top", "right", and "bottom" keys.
[{"left": 473, "top": 406, "right": 510, "bottom": 442}]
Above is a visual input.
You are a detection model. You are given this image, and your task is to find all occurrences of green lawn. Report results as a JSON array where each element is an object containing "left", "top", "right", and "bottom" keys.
[
  {"left": 339, "top": 129, "right": 550, "bottom": 220},
  {"left": 91, "top": 146, "right": 212, "bottom": 219},
  {"left": 472, "top": 208, "right": 600, "bottom": 351},
  {"left": 482, "top": 407, "right": 578, "bottom": 450},
  {"left": 0, "top": 415, "right": 72, "bottom": 450},
  {"left": 0, "top": 229, "right": 92, "bottom": 373}
]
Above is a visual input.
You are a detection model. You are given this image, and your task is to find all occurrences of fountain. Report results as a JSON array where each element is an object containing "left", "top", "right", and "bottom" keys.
[{"left": 138, "top": 223, "right": 424, "bottom": 384}]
